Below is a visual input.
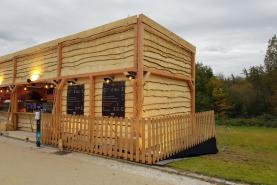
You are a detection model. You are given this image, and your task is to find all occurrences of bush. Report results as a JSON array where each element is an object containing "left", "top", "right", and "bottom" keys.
[{"left": 216, "top": 114, "right": 277, "bottom": 127}]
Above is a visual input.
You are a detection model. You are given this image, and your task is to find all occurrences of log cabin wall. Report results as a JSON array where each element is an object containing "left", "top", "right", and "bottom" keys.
[
  {"left": 141, "top": 15, "right": 195, "bottom": 79},
  {"left": 143, "top": 74, "right": 191, "bottom": 117},
  {"left": 140, "top": 15, "right": 196, "bottom": 117},
  {"left": 15, "top": 48, "right": 58, "bottom": 83},
  {"left": 60, "top": 26, "right": 136, "bottom": 77},
  {"left": 142, "top": 24, "right": 193, "bottom": 78},
  {"left": 0, "top": 59, "right": 13, "bottom": 86}
]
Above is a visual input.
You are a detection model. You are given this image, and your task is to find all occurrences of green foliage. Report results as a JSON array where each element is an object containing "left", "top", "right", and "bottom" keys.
[
  {"left": 210, "top": 77, "right": 232, "bottom": 117},
  {"left": 195, "top": 63, "right": 214, "bottom": 112},
  {"left": 196, "top": 34, "right": 277, "bottom": 123},
  {"left": 216, "top": 114, "right": 277, "bottom": 127}
]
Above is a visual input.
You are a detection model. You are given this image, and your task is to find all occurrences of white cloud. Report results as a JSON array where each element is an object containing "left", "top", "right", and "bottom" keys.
[{"left": 0, "top": 0, "right": 276, "bottom": 76}]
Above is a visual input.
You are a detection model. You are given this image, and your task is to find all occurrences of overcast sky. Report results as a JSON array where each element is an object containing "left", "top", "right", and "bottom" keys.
[{"left": 0, "top": 0, "right": 276, "bottom": 76}]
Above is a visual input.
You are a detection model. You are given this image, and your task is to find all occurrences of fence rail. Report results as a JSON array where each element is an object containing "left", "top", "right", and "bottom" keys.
[{"left": 41, "top": 111, "right": 215, "bottom": 164}]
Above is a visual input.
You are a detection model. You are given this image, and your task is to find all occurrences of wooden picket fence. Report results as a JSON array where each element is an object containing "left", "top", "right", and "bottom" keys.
[{"left": 41, "top": 110, "right": 215, "bottom": 164}]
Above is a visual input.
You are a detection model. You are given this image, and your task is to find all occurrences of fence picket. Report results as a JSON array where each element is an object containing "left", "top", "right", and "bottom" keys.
[
  {"left": 41, "top": 111, "right": 215, "bottom": 164},
  {"left": 135, "top": 118, "right": 140, "bottom": 162}
]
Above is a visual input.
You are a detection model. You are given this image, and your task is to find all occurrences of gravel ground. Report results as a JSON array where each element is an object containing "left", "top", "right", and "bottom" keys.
[{"left": 0, "top": 136, "right": 212, "bottom": 185}]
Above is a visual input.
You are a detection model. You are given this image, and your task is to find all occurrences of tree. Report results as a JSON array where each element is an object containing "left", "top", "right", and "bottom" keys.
[
  {"left": 264, "top": 34, "right": 277, "bottom": 72},
  {"left": 209, "top": 77, "right": 232, "bottom": 117},
  {"left": 195, "top": 63, "right": 214, "bottom": 112},
  {"left": 264, "top": 35, "right": 277, "bottom": 115}
]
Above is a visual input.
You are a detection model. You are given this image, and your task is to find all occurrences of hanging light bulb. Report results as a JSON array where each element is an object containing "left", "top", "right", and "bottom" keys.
[
  {"left": 104, "top": 77, "right": 114, "bottom": 84},
  {"left": 6, "top": 89, "right": 9, "bottom": 93},
  {"left": 50, "top": 84, "right": 54, "bottom": 88},
  {"left": 24, "top": 86, "right": 27, "bottom": 91},
  {"left": 0, "top": 89, "right": 2, "bottom": 93},
  {"left": 45, "top": 84, "right": 48, "bottom": 89},
  {"left": 126, "top": 71, "right": 136, "bottom": 80}
]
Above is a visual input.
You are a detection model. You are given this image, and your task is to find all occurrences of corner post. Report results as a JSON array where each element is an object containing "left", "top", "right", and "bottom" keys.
[
  {"left": 191, "top": 52, "right": 196, "bottom": 113},
  {"left": 136, "top": 14, "right": 144, "bottom": 118},
  {"left": 89, "top": 75, "right": 95, "bottom": 117},
  {"left": 11, "top": 86, "right": 18, "bottom": 130}
]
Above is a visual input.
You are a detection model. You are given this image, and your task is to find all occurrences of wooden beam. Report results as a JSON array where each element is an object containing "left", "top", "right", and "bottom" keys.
[
  {"left": 13, "top": 77, "right": 57, "bottom": 86},
  {"left": 143, "top": 71, "right": 151, "bottom": 83},
  {"left": 57, "top": 43, "right": 62, "bottom": 77},
  {"left": 89, "top": 75, "right": 95, "bottom": 116},
  {"left": 5, "top": 67, "right": 136, "bottom": 88},
  {"left": 59, "top": 67, "right": 136, "bottom": 80},
  {"left": 136, "top": 14, "right": 144, "bottom": 118},
  {"left": 11, "top": 86, "right": 18, "bottom": 130},
  {"left": 144, "top": 67, "right": 192, "bottom": 82}
]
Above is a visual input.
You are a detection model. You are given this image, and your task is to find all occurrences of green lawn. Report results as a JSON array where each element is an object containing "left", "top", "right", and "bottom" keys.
[{"left": 167, "top": 126, "right": 277, "bottom": 185}]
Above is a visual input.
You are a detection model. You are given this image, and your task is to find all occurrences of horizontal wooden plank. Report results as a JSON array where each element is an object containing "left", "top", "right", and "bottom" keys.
[
  {"left": 0, "top": 15, "right": 137, "bottom": 61},
  {"left": 141, "top": 14, "right": 196, "bottom": 53}
]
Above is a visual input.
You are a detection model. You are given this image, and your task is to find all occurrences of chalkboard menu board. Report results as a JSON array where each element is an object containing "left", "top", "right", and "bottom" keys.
[
  {"left": 67, "top": 84, "right": 84, "bottom": 115},
  {"left": 102, "top": 81, "right": 125, "bottom": 117}
]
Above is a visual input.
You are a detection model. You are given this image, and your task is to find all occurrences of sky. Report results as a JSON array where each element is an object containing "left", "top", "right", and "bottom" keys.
[{"left": 0, "top": 0, "right": 276, "bottom": 76}]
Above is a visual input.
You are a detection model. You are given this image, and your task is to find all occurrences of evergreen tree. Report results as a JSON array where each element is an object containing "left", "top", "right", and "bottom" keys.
[{"left": 264, "top": 34, "right": 277, "bottom": 72}]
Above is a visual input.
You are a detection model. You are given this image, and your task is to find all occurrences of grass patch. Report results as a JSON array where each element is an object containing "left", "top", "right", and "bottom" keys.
[{"left": 167, "top": 126, "right": 277, "bottom": 185}]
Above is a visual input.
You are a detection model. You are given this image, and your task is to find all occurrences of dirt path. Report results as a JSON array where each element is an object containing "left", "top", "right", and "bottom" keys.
[{"left": 0, "top": 137, "right": 211, "bottom": 185}]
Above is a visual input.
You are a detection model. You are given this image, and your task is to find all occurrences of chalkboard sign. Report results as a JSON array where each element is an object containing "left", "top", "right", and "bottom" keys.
[
  {"left": 102, "top": 81, "right": 125, "bottom": 117},
  {"left": 67, "top": 84, "right": 84, "bottom": 115}
]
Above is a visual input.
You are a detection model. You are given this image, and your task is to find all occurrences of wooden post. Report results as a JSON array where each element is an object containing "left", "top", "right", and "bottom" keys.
[
  {"left": 136, "top": 14, "right": 144, "bottom": 118},
  {"left": 89, "top": 75, "right": 95, "bottom": 117},
  {"left": 56, "top": 79, "right": 66, "bottom": 114},
  {"left": 191, "top": 52, "right": 196, "bottom": 113},
  {"left": 11, "top": 86, "right": 18, "bottom": 130}
]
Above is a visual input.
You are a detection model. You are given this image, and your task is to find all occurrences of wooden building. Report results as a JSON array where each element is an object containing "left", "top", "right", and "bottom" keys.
[{"left": 0, "top": 14, "right": 195, "bottom": 132}]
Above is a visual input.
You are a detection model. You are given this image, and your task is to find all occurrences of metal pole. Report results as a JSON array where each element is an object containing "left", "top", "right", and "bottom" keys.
[{"left": 35, "top": 110, "right": 41, "bottom": 147}]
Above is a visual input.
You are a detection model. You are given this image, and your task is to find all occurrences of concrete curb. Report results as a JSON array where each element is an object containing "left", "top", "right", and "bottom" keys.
[{"left": 0, "top": 133, "right": 246, "bottom": 185}]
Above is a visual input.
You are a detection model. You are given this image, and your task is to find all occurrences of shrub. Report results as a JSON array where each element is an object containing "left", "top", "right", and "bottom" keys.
[{"left": 216, "top": 114, "right": 277, "bottom": 127}]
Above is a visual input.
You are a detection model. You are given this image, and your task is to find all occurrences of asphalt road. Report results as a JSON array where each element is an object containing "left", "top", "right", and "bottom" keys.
[{"left": 0, "top": 136, "right": 211, "bottom": 185}]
